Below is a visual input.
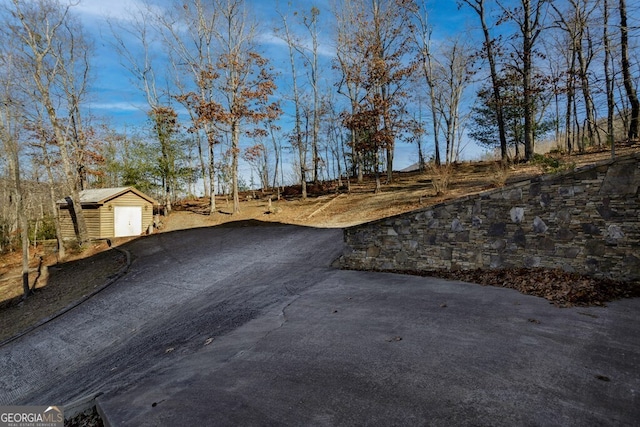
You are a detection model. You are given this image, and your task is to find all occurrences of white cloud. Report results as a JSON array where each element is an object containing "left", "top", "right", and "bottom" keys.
[
  {"left": 73, "top": 0, "right": 162, "bottom": 22},
  {"left": 73, "top": 0, "right": 133, "bottom": 20},
  {"left": 88, "top": 101, "right": 147, "bottom": 112},
  {"left": 257, "top": 32, "right": 290, "bottom": 49},
  {"left": 258, "top": 29, "right": 336, "bottom": 58}
]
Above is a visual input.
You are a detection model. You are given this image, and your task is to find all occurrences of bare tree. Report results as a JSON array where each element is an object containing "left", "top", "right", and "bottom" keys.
[
  {"left": 275, "top": 7, "right": 326, "bottom": 186},
  {"left": 334, "top": 0, "right": 367, "bottom": 183},
  {"left": 410, "top": 4, "right": 442, "bottom": 166},
  {"left": 335, "top": 0, "right": 417, "bottom": 188},
  {"left": 111, "top": 4, "right": 186, "bottom": 213},
  {"left": 405, "top": 105, "right": 428, "bottom": 172},
  {"left": 619, "top": 0, "right": 639, "bottom": 139},
  {"left": 275, "top": 7, "right": 309, "bottom": 198},
  {"left": 0, "top": 55, "right": 30, "bottom": 298},
  {"left": 149, "top": 105, "right": 181, "bottom": 213},
  {"left": 365, "top": 0, "right": 416, "bottom": 184},
  {"left": 297, "top": 7, "right": 324, "bottom": 184},
  {"left": 59, "top": 16, "right": 95, "bottom": 190},
  {"left": 157, "top": 0, "right": 220, "bottom": 214},
  {"left": 266, "top": 115, "right": 283, "bottom": 192},
  {"left": 323, "top": 90, "right": 349, "bottom": 188},
  {"left": 27, "top": 112, "right": 67, "bottom": 260},
  {"left": 551, "top": 0, "right": 601, "bottom": 149},
  {"left": 4, "top": 20, "right": 71, "bottom": 260},
  {"left": 110, "top": 5, "right": 161, "bottom": 109},
  {"left": 432, "top": 38, "right": 475, "bottom": 164},
  {"left": 499, "top": 0, "right": 550, "bottom": 161},
  {"left": 603, "top": 0, "right": 616, "bottom": 155},
  {"left": 551, "top": 19, "right": 579, "bottom": 153},
  {"left": 203, "top": 0, "right": 278, "bottom": 213},
  {"left": 5, "top": 0, "right": 91, "bottom": 245},
  {"left": 460, "top": 0, "right": 510, "bottom": 163},
  {"left": 243, "top": 143, "right": 269, "bottom": 191}
]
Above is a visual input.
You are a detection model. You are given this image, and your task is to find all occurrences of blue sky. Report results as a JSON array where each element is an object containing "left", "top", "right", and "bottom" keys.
[{"left": 70, "top": 0, "right": 487, "bottom": 186}]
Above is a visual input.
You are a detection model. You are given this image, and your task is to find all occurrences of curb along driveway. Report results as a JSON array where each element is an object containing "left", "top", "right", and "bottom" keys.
[{"left": 1, "top": 223, "right": 639, "bottom": 425}]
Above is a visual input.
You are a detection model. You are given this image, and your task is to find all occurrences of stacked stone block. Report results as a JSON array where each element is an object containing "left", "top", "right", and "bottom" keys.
[{"left": 341, "top": 153, "right": 640, "bottom": 281}]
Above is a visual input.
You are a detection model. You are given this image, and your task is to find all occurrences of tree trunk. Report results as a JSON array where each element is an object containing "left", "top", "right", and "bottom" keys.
[
  {"left": 208, "top": 135, "right": 216, "bottom": 215},
  {"left": 41, "top": 142, "right": 67, "bottom": 259},
  {"left": 374, "top": 150, "right": 381, "bottom": 193},
  {"left": 16, "top": 0, "right": 91, "bottom": 246},
  {"left": 300, "top": 164, "right": 307, "bottom": 199},
  {"left": 465, "top": 0, "right": 509, "bottom": 163},
  {"left": 6, "top": 130, "right": 30, "bottom": 298},
  {"left": 577, "top": 41, "right": 598, "bottom": 146},
  {"left": 485, "top": 50, "right": 508, "bottom": 162},
  {"left": 565, "top": 47, "right": 577, "bottom": 154},
  {"left": 430, "top": 96, "right": 441, "bottom": 166},
  {"left": 198, "top": 132, "right": 209, "bottom": 197},
  {"left": 300, "top": 130, "right": 308, "bottom": 200},
  {"left": 423, "top": 43, "right": 440, "bottom": 166},
  {"left": 279, "top": 11, "right": 307, "bottom": 197},
  {"left": 35, "top": 74, "right": 89, "bottom": 244},
  {"left": 60, "top": 141, "right": 89, "bottom": 245},
  {"left": 270, "top": 123, "right": 280, "bottom": 189},
  {"left": 418, "top": 138, "right": 425, "bottom": 172},
  {"left": 19, "top": 200, "right": 29, "bottom": 298},
  {"left": 620, "top": 0, "right": 639, "bottom": 140},
  {"left": 232, "top": 121, "right": 240, "bottom": 214},
  {"left": 312, "top": 95, "right": 320, "bottom": 184},
  {"left": 604, "top": 0, "right": 615, "bottom": 157},
  {"left": 573, "top": 95, "right": 582, "bottom": 151},
  {"left": 50, "top": 193, "right": 65, "bottom": 260},
  {"left": 522, "top": 0, "right": 535, "bottom": 161},
  {"left": 160, "top": 139, "right": 172, "bottom": 215},
  {"left": 386, "top": 146, "right": 393, "bottom": 183}
]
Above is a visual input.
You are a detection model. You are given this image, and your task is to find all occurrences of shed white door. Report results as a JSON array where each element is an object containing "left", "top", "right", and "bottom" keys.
[{"left": 114, "top": 206, "right": 142, "bottom": 237}]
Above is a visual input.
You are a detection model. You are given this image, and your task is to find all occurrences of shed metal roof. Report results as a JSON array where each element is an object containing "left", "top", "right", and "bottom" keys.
[{"left": 57, "top": 187, "right": 158, "bottom": 206}]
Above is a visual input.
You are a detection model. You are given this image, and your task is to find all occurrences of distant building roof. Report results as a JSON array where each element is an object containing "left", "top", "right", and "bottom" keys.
[
  {"left": 399, "top": 162, "right": 421, "bottom": 173},
  {"left": 57, "top": 187, "right": 157, "bottom": 206}
]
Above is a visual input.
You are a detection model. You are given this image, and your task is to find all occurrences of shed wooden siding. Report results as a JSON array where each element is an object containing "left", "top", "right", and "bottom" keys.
[
  {"left": 59, "top": 207, "right": 75, "bottom": 240},
  {"left": 59, "top": 190, "right": 154, "bottom": 240},
  {"left": 101, "top": 192, "right": 154, "bottom": 237},
  {"left": 86, "top": 207, "right": 102, "bottom": 238},
  {"left": 59, "top": 206, "right": 101, "bottom": 240}
]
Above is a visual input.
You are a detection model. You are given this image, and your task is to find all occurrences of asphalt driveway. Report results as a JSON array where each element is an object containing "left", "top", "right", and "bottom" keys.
[{"left": 1, "top": 222, "right": 639, "bottom": 426}]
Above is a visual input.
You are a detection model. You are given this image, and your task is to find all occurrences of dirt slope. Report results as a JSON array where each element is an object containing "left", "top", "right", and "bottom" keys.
[{"left": 1, "top": 144, "right": 638, "bottom": 341}]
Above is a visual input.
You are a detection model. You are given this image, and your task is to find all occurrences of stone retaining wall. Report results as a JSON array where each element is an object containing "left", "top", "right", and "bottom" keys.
[{"left": 341, "top": 153, "right": 640, "bottom": 282}]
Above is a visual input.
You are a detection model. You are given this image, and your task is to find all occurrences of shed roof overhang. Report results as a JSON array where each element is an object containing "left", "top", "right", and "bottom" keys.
[{"left": 57, "top": 187, "right": 158, "bottom": 207}]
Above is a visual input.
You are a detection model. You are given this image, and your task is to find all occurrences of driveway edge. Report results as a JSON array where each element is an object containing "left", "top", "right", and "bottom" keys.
[{"left": 0, "top": 247, "right": 132, "bottom": 348}]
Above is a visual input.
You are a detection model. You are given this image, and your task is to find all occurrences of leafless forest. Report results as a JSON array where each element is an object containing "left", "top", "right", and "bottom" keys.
[{"left": 1, "top": 0, "right": 638, "bottom": 297}]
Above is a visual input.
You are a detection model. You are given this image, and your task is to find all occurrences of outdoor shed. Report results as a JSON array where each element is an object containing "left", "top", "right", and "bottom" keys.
[{"left": 58, "top": 187, "right": 157, "bottom": 239}]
